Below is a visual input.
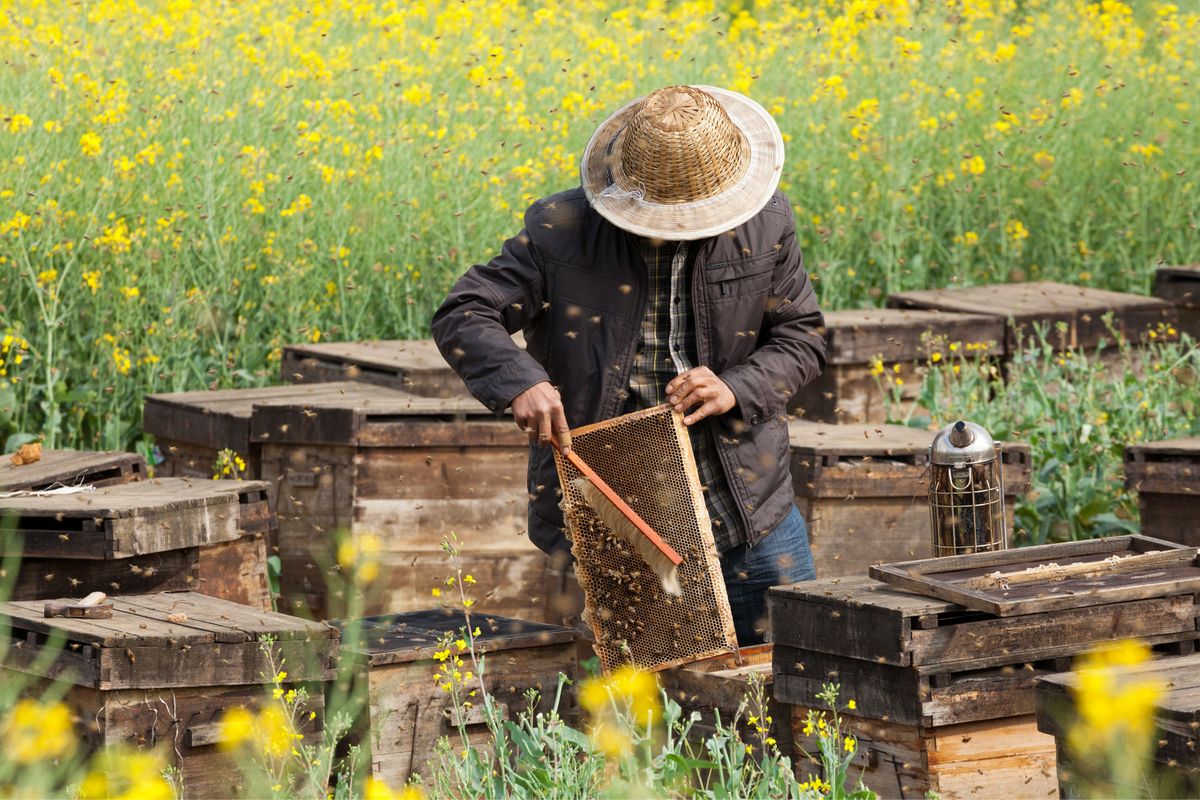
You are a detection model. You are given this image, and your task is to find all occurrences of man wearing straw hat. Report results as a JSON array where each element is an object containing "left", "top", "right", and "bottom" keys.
[{"left": 433, "top": 85, "right": 826, "bottom": 643}]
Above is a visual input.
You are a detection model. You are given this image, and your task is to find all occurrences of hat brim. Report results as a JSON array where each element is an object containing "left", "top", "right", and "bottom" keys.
[{"left": 580, "top": 85, "right": 784, "bottom": 241}]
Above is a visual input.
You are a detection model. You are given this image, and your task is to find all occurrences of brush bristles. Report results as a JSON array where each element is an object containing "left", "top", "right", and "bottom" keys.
[{"left": 572, "top": 477, "right": 682, "bottom": 596}]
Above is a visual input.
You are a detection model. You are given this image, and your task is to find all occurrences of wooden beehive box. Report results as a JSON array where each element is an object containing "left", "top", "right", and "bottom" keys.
[
  {"left": 658, "top": 644, "right": 791, "bottom": 755},
  {"left": 789, "top": 309, "right": 1005, "bottom": 423},
  {"left": 280, "top": 339, "right": 468, "bottom": 398},
  {"left": 143, "top": 381, "right": 368, "bottom": 479},
  {"left": 0, "top": 449, "right": 146, "bottom": 491},
  {"left": 887, "top": 281, "right": 1175, "bottom": 355},
  {"left": 0, "top": 477, "right": 274, "bottom": 610},
  {"left": 770, "top": 567, "right": 1200, "bottom": 799},
  {"left": 1153, "top": 265, "right": 1200, "bottom": 339},
  {"left": 2, "top": 592, "right": 336, "bottom": 799},
  {"left": 251, "top": 383, "right": 551, "bottom": 620},
  {"left": 788, "top": 421, "right": 1031, "bottom": 578},
  {"left": 337, "top": 609, "right": 576, "bottom": 787},
  {"left": 1036, "top": 651, "right": 1200, "bottom": 796},
  {"left": 1125, "top": 437, "right": 1200, "bottom": 547}
]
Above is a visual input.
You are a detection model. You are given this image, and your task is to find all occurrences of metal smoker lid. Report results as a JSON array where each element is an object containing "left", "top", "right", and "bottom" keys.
[{"left": 930, "top": 420, "right": 997, "bottom": 466}]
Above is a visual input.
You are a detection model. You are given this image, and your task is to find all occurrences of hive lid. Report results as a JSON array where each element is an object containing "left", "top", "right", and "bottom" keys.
[
  {"left": 281, "top": 339, "right": 467, "bottom": 397},
  {"left": 250, "top": 382, "right": 521, "bottom": 447},
  {"left": 821, "top": 308, "right": 1005, "bottom": 364},
  {"left": 1125, "top": 437, "right": 1200, "bottom": 459},
  {"left": 887, "top": 281, "right": 1174, "bottom": 350},
  {"left": 869, "top": 534, "right": 1200, "bottom": 616},
  {"left": 1, "top": 592, "right": 336, "bottom": 690},
  {"left": 0, "top": 449, "right": 146, "bottom": 492},
  {"left": 788, "top": 420, "right": 934, "bottom": 456},
  {"left": 1036, "top": 650, "right": 1200, "bottom": 723},
  {"left": 0, "top": 477, "right": 265, "bottom": 559},
  {"left": 337, "top": 609, "right": 576, "bottom": 666},
  {"left": 144, "top": 381, "right": 370, "bottom": 451}
]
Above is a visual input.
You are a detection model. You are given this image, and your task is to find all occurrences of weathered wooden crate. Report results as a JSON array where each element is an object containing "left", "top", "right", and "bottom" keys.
[
  {"left": 0, "top": 477, "right": 273, "bottom": 610},
  {"left": 2, "top": 592, "right": 337, "bottom": 799},
  {"left": 1153, "top": 265, "right": 1200, "bottom": 339},
  {"left": 659, "top": 644, "right": 792, "bottom": 755},
  {"left": 0, "top": 449, "right": 146, "bottom": 491},
  {"left": 887, "top": 281, "right": 1175, "bottom": 355},
  {"left": 144, "top": 381, "right": 368, "bottom": 479},
  {"left": 251, "top": 383, "right": 549, "bottom": 620},
  {"left": 789, "top": 309, "right": 1005, "bottom": 423},
  {"left": 1125, "top": 437, "right": 1200, "bottom": 547},
  {"left": 338, "top": 609, "right": 576, "bottom": 787},
  {"left": 281, "top": 339, "right": 467, "bottom": 398},
  {"left": 791, "top": 706, "right": 1057, "bottom": 799},
  {"left": 1036, "top": 651, "right": 1200, "bottom": 796},
  {"left": 770, "top": 574, "right": 1200, "bottom": 798},
  {"left": 788, "top": 421, "right": 1032, "bottom": 578}
]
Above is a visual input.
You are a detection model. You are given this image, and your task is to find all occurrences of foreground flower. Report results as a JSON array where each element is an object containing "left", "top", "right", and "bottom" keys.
[
  {"left": 2, "top": 699, "right": 77, "bottom": 764},
  {"left": 78, "top": 748, "right": 173, "bottom": 800}
]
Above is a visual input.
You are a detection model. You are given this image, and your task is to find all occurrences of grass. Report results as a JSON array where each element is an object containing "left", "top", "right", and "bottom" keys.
[{"left": 0, "top": 0, "right": 1195, "bottom": 450}]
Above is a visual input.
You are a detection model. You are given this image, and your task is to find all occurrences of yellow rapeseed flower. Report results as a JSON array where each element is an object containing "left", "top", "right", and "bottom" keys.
[
  {"left": 2, "top": 699, "right": 77, "bottom": 764},
  {"left": 218, "top": 706, "right": 255, "bottom": 751}
]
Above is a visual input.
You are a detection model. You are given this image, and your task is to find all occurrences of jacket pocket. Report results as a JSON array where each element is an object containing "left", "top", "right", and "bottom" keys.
[{"left": 703, "top": 252, "right": 776, "bottom": 299}]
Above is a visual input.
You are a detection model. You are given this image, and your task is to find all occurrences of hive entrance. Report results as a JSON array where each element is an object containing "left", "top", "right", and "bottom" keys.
[{"left": 554, "top": 405, "right": 737, "bottom": 672}]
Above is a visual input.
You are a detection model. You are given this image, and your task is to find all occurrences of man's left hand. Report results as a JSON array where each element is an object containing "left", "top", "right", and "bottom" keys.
[{"left": 666, "top": 367, "right": 737, "bottom": 425}]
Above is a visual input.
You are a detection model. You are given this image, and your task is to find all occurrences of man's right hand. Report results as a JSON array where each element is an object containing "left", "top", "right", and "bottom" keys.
[{"left": 511, "top": 381, "right": 572, "bottom": 451}]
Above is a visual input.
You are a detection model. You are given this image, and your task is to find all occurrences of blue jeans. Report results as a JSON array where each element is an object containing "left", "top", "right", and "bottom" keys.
[{"left": 720, "top": 505, "right": 816, "bottom": 645}]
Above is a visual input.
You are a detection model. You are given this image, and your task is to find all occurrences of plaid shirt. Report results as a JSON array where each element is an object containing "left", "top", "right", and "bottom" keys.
[{"left": 623, "top": 237, "right": 745, "bottom": 552}]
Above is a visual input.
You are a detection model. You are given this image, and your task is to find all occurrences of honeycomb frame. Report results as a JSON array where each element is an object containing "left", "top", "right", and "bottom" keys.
[{"left": 554, "top": 404, "right": 738, "bottom": 672}]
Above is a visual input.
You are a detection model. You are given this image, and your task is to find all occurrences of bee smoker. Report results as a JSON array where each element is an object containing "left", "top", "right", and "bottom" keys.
[{"left": 929, "top": 420, "right": 1007, "bottom": 557}]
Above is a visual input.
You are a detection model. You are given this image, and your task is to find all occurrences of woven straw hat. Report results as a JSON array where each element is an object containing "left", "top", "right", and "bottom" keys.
[{"left": 581, "top": 85, "right": 784, "bottom": 241}]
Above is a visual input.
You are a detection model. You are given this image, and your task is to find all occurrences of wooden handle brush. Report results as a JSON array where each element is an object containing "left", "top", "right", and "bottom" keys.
[{"left": 555, "top": 441, "right": 684, "bottom": 595}]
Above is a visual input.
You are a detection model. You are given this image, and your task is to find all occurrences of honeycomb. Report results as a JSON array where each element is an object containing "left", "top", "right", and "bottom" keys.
[{"left": 554, "top": 404, "right": 738, "bottom": 672}]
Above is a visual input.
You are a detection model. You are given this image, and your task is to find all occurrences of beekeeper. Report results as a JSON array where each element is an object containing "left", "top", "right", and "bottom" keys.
[{"left": 432, "top": 85, "right": 827, "bottom": 643}]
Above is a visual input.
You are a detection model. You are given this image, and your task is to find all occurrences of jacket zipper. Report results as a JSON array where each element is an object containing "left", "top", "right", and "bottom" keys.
[{"left": 690, "top": 242, "right": 759, "bottom": 548}]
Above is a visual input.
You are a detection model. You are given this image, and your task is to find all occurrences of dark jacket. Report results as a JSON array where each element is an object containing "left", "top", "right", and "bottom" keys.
[{"left": 431, "top": 186, "right": 826, "bottom": 555}]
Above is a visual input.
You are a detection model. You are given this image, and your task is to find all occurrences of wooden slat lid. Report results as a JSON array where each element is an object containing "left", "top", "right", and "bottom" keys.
[
  {"left": 0, "top": 449, "right": 146, "bottom": 492},
  {"left": 0, "top": 477, "right": 271, "bottom": 558},
  {"left": 767, "top": 574, "right": 957, "bottom": 616},
  {"left": 144, "top": 381, "right": 374, "bottom": 450},
  {"left": 0, "top": 591, "right": 332, "bottom": 647},
  {"left": 788, "top": 420, "right": 934, "bottom": 456},
  {"left": 888, "top": 281, "right": 1170, "bottom": 316},
  {"left": 282, "top": 339, "right": 451, "bottom": 375},
  {"left": 249, "top": 382, "right": 505, "bottom": 446},
  {"left": 338, "top": 608, "right": 576, "bottom": 666},
  {"left": 1126, "top": 436, "right": 1200, "bottom": 459}
]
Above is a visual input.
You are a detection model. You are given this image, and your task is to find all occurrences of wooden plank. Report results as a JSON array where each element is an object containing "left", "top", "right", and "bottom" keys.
[
  {"left": 769, "top": 584, "right": 920, "bottom": 667},
  {"left": 13, "top": 596, "right": 219, "bottom": 647},
  {"left": 908, "top": 595, "right": 1197, "bottom": 671},
  {"left": 10, "top": 548, "right": 199, "bottom": 600},
  {"left": 0, "top": 450, "right": 146, "bottom": 491},
  {"left": 869, "top": 535, "right": 1200, "bottom": 616},
  {"left": 96, "top": 637, "right": 336, "bottom": 690},
  {"left": 819, "top": 309, "right": 1006, "bottom": 364},
  {"left": 129, "top": 591, "right": 334, "bottom": 641},
  {"left": 107, "top": 595, "right": 248, "bottom": 643}
]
